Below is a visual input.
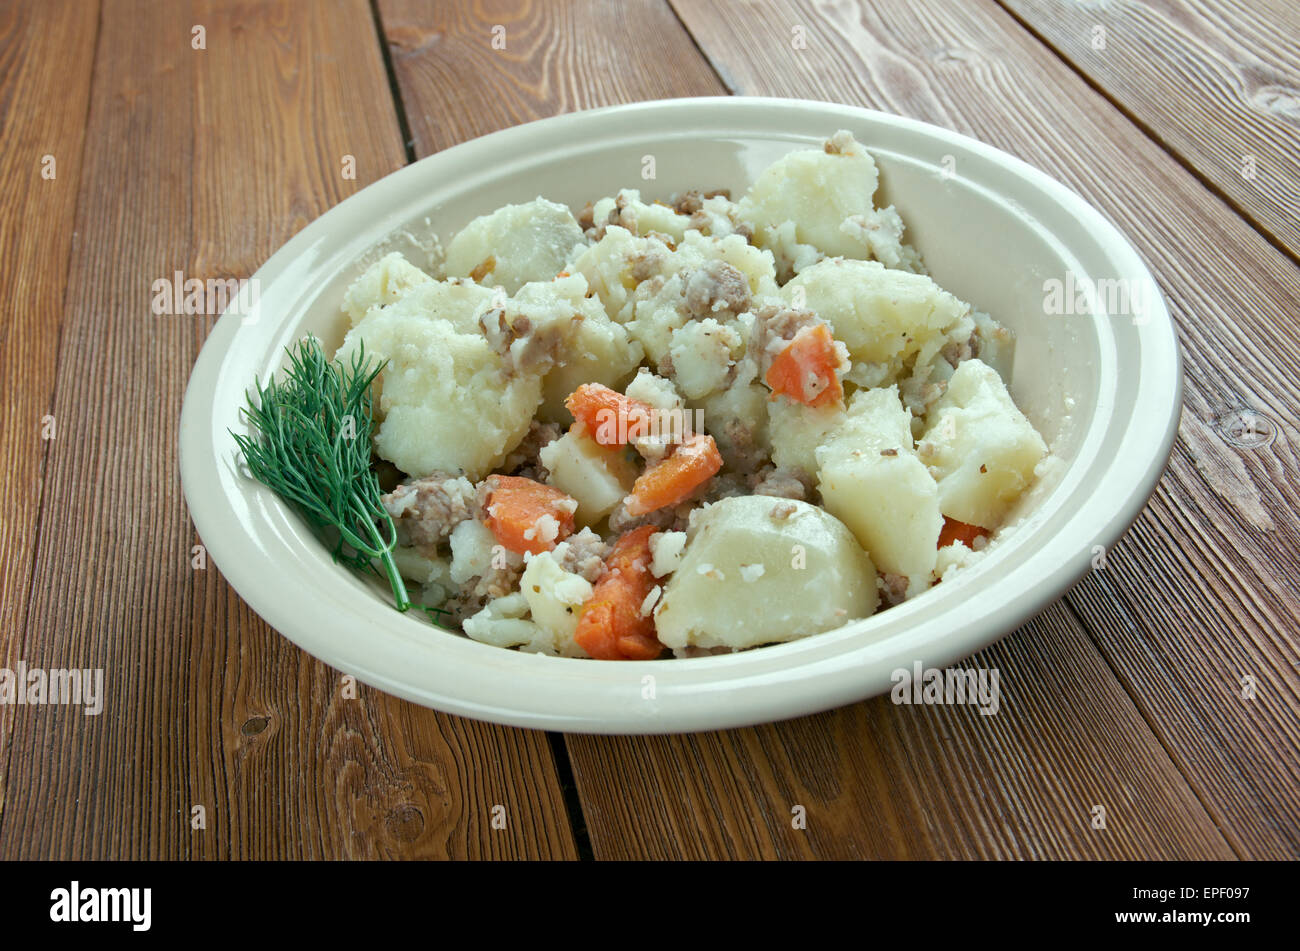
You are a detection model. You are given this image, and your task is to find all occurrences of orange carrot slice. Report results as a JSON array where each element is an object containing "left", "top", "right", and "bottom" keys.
[
  {"left": 481, "top": 475, "right": 576, "bottom": 555},
  {"left": 564, "top": 383, "right": 654, "bottom": 446},
  {"left": 574, "top": 525, "right": 663, "bottom": 660},
  {"left": 938, "top": 516, "right": 988, "bottom": 549},
  {"left": 765, "top": 323, "right": 843, "bottom": 408},
  {"left": 625, "top": 431, "right": 722, "bottom": 517}
]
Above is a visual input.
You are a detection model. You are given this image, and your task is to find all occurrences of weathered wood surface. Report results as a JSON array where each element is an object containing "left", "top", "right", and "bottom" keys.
[
  {"left": 0, "top": 0, "right": 577, "bottom": 860},
  {"left": 2, "top": 0, "right": 1295, "bottom": 860},
  {"left": 671, "top": 0, "right": 1300, "bottom": 859},
  {"left": 0, "top": 0, "right": 100, "bottom": 835}
]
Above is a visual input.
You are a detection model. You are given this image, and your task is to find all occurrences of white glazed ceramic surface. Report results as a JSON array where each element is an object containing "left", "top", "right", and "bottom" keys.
[{"left": 179, "top": 98, "right": 1181, "bottom": 734}]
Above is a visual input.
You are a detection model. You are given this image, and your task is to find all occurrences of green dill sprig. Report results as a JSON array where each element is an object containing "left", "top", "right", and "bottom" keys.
[{"left": 232, "top": 335, "right": 411, "bottom": 612}]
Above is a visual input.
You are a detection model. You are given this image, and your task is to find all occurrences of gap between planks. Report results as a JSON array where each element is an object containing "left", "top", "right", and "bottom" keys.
[
  {"left": 370, "top": 0, "right": 417, "bottom": 164},
  {"left": 366, "top": 0, "right": 601, "bottom": 858}
]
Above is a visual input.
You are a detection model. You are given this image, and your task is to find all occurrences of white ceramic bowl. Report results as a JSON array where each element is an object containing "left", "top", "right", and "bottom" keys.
[{"left": 180, "top": 97, "right": 1181, "bottom": 734}]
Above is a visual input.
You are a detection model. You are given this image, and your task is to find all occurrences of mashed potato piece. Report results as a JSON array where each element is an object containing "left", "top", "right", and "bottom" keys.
[
  {"left": 840, "top": 206, "right": 925, "bottom": 272},
  {"left": 519, "top": 550, "right": 593, "bottom": 657},
  {"left": 758, "top": 219, "right": 825, "bottom": 283},
  {"left": 688, "top": 193, "right": 753, "bottom": 239},
  {"left": 667, "top": 318, "right": 742, "bottom": 399},
  {"left": 624, "top": 246, "right": 767, "bottom": 368},
  {"left": 463, "top": 593, "right": 554, "bottom": 653},
  {"left": 672, "top": 230, "right": 781, "bottom": 301},
  {"left": 444, "top": 198, "right": 585, "bottom": 294},
  {"left": 625, "top": 366, "right": 684, "bottom": 412},
  {"left": 624, "top": 275, "right": 690, "bottom": 367}
]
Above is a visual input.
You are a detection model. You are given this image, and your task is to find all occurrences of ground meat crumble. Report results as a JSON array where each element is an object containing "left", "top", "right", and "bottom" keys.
[
  {"left": 381, "top": 472, "right": 476, "bottom": 551},
  {"left": 683, "top": 259, "right": 751, "bottom": 318},
  {"left": 879, "top": 572, "right": 909, "bottom": 608},
  {"left": 501, "top": 420, "right": 562, "bottom": 482},
  {"left": 555, "top": 528, "right": 611, "bottom": 584}
]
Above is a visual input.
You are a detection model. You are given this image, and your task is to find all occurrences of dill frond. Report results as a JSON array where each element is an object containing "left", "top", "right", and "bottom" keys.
[{"left": 232, "top": 335, "right": 411, "bottom": 612}]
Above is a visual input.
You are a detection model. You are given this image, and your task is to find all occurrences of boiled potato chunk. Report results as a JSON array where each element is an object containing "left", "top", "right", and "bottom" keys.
[
  {"left": 568, "top": 225, "right": 672, "bottom": 320},
  {"left": 520, "top": 550, "right": 593, "bottom": 657},
  {"left": 654, "top": 496, "right": 878, "bottom": 650},
  {"left": 972, "top": 309, "right": 1014, "bottom": 379},
  {"left": 919, "top": 358, "right": 1047, "bottom": 528},
  {"left": 342, "top": 252, "right": 434, "bottom": 327},
  {"left": 590, "top": 189, "right": 693, "bottom": 242},
  {"left": 523, "top": 275, "right": 644, "bottom": 421},
  {"left": 450, "top": 518, "right": 515, "bottom": 584},
  {"left": 391, "top": 545, "right": 450, "bottom": 587},
  {"left": 337, "top": 304, "right": 541, "bottom": 480},
  {"left": 768, "top": 397, "right": 846, "bottom": 476},
  {"left": 667, "top": 318, "right": 742, "bottom": 399},
  {"left": 697, "top": 376, "right": 770, "bottom": 471},
  {"left": 816, "top": 386, "right": 942, "bottom": 594},
  {"left": 444, "top": 198, "right": 585, "bottom": 294},
  {"left": 539, "top": 428, "right": 638, "bottom": 526},
  {"left": 463, "top": 593, "right": 553, "bottom": 654},
  {"left": 739, "top": 131, "right": 880, "bottom": 259},
  {"left": 783, "top": 258, "right": 969, "bottom": 382}
]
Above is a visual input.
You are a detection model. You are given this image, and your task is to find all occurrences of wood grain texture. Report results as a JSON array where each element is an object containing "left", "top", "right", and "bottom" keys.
[
  {"left": 999, "top": 0, "right": 1300, "bottom": 260},
  {"left": 376, "top": 0, "right": 728, "bottom": 152},
  {"left": 670, "top": 0, "right": 1300, "bottom": 858},
  {"left": 570, "top": 603, "right": 1233, "bottom": 860},
  {"left": 5, "top": 0, "right": 1295, "bottom": 862},
  {"left": 0, "top": 0, "right": 576, "bottom": 860},
  {"left": 378, "top": 0, "right": 1240, "bottom": 858},
  {"left": 0, "top": 0, "right": 99, "bottom": 828}
]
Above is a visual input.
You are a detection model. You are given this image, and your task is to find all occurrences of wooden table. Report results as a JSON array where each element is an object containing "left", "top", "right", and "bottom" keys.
[{"left": 1, "top": 0, "right": 1296, "bottom": 860}]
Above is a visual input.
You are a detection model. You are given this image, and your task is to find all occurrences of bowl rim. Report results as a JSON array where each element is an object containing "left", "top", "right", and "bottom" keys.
[{"left": 179, "top": 96, "right": 1182, "bottom": 734}]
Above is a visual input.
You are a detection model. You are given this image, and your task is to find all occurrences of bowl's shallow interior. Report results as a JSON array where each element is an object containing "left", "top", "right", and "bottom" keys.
[{"left": 183, "top": 98, "right": 1176, "bottom": 732}]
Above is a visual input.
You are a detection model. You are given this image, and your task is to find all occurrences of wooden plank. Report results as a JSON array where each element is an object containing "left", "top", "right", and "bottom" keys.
[
  {"left": 0, "top": 0, "right": 575, "bottom": 860},
  {"left": 999, "top": 0, "right": 1300, "bottom": 260},
  {"left": 0, "top": 0, "right": 99, "bottom": 834},
  {"left": 378, "top": 0, "right": 1236, "bottom": 858},
  {"left": 670, "top": 0, "right": 1300, "bottom": 858},
  {"left": 376, "top": 0, "right": 727, "bottom": 151},
  {"left": 569, "top": 603, "right": 1232, "bottom": 859}
]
